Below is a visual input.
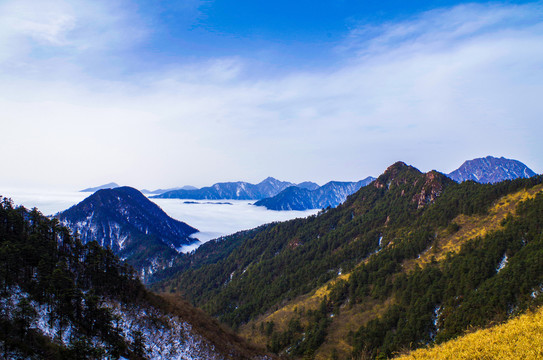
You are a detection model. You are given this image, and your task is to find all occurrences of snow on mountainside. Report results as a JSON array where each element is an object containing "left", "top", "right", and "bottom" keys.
[
  {"left": 255, "top": 176, "right": 376, "bottom": 210},
  {"left": 153, "top": 177, "right": 298, "bottom": 200},
  {"left": 0, "top": 198, "right": 271, "bottom": 360},
  {"left": 0, "top": 287, "right": 234, "bottom": 360},
  {"left": 448, "top": 156, "right": 536, "bottom": 184},
  {"left": 56, "top": 187, "right": 198, "bottom": 280},
  {"left": 296, "top": 181, "right": 320, "bottom": 191}
]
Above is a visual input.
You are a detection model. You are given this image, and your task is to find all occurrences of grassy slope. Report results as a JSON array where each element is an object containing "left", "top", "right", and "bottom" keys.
[
  {"left": 395, "top": 305, "right": 543, "bottom": 360},
  {"left": 405, "top": 183, "right": 543, "bottom": 270},
  {"left": 239, "top": 185, "right": 543, "bottom": 359}
]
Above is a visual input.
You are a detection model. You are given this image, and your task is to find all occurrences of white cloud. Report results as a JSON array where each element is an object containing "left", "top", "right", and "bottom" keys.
[
  {"left": 0, "top": 0, "right": 147, "bottom": 69},
  {"left": 0, "top": 1, "right": 542, "bottom": 190}
]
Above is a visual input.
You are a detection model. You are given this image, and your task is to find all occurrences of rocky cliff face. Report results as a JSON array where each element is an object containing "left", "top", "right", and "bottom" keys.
[{"left": 412, "top": 171, "right": 448, "bottom": 209}]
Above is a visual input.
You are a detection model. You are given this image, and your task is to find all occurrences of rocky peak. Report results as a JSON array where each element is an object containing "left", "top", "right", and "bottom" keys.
[
  {"left": 412, "top": 170, "right": 450, "bottom": 209},
  {"left": 374, "top": 161, "right": 421, "bottom": 189}
]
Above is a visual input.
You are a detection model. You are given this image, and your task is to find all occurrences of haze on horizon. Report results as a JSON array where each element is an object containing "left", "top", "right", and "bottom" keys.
[{"left": 1, "top": 0, "right": 542, "bottom": 190}]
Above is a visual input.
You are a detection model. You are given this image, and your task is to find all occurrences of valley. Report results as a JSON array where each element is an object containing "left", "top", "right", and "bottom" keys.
[
  {"left": 4, "top": 1, "right": 543, "bottom": 358},
  {"left": 1, "top": 156, "right": 542, "bottom": 359},
  {"left": 151, "top": 160, "right": 543, "bottom": 359}
]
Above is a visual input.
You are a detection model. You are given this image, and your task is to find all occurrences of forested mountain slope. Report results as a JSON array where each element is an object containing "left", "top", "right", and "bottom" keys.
[
  {"left": 56, "top": 187, "right": 198, "bottom": 281},
  {"left": 0, "top": 197, "right": 271, "bottom": 360},
  {"left": 154, "top": 162, "right": 543, "bottom": 359}
]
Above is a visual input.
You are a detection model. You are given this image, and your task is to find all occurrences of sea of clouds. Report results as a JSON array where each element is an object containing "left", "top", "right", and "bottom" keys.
[{"left": 1, "top": 188, "right": 319, "bottom": 252}]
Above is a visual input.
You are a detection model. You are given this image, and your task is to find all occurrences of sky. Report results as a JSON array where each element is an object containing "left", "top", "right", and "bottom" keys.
[{"left": 1, "top": 0, "right": 542, "bottom": 190}]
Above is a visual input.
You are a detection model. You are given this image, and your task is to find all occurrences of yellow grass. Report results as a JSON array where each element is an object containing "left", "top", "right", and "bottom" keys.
[
  {"left": 241, "top": 185, "right": 543, "bottom": 355},
  {"left": 314, "top": 297, "right": 395, "bottom": 360},
  {"left": 395, "top": 306, "right": 543, "bottom": 359},
  {"left": 404, "top": 184, "right": 543, "bottom": 271},
  {"left": 240, "top": 272, "right": 352, "bottom": 346}
]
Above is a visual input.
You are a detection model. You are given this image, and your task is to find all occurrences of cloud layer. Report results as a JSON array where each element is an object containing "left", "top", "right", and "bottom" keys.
[{"left": 1, "top": 1, "right": 542, "bottom": 189}]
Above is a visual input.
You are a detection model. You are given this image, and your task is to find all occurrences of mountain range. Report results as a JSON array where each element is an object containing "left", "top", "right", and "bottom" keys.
[
  {"left": 254, "top": 177, "right": 376, "bottom": 210},
  {"left": 3, "top": 156, "right": 541, "bottom": 359},
  {"left": 56, "top": 186, "right": 198, "bottom": 280},
  {"left": 153, "top": 156, "right": 537, "bottom": 212},
  {"left": 153, "top": 161, "right": 543, "bottom": 359},
  {"left": 255, "top": 156, "right": 537, "bottom": 210},
  {"left": 153, "top": 177, "right": 307, "bottom": 200}
]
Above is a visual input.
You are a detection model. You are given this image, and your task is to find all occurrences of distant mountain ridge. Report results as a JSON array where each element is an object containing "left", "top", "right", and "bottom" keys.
[
  {"left": 153, "top": 177, "right": 305, "bottom": 200},
  {"left": 294, "top": 181, "right": 320, "bottom": 191},
  {"left": 56, "top": 186, "right": 198, "bottom": 279},
  {"left": 141, "top": 185, "right": 199, "bottom": 195},
  {"left": 448, "top": 156, "right": 536, "bottom": 183},
  {"left": 80, "top": 182, "right": 120, "bottom": 192},
  {"left": 255, "top": 177, "right": 376, "bottom": 210}
]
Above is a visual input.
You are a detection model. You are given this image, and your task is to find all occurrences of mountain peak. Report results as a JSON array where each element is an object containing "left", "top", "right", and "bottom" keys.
[
  {"left": 80, "top": 182, "right": 120, "bottom": 192},
  {"left": 448, "top": 156, "right": 536, "bottom": 183},
  {"left": 374, "top": 161, "right": 421, "bottom": 189},
  {"left": 388, "top": 161, "right": 408, "bottom": 169},
  {"left": 297, "top": 181, "right": 320, "bottom": 191},
  {"left": 57, "top": 187, "right": 198, "bottom": 279},
  {"left": 259, "top": 176, "right": 280, "bottom": 184}
]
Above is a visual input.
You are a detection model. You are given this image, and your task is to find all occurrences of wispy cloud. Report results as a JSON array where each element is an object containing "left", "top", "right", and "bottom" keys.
[
  {"left": 0, "top": 0, "right": 147, "bottom": 72},
  {"left": 1, "top": 1, "right": 542, "bottom": 189}
]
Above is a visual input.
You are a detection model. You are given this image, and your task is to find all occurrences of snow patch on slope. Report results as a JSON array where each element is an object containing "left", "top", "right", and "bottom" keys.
[{"left": 0, "top": 286, "right": 232, "bottom": 360}]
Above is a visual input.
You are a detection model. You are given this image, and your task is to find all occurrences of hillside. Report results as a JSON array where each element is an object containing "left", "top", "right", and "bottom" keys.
[
  {"left": 0, "top": 196, "right": 271, "bottom": 359},
  {"left": 154, "top": 162, "right": 543, "bottom": 359},
  {"left": 255, "top": 177, "right": 376, "bottom": 210},
  {"left": 448, "top": 156, "right": 536, "bottom": 183},
  {"left": 56, "top": 187, "right": 198, "bottom": 281},
  {"left": 239, "top": 181, "right": 543, "bottom": 358},
  {"left": 395, "top": 305, "right": 543, "bottom": 359}
]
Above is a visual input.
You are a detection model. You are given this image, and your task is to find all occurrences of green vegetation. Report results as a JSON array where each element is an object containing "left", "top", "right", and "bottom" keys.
[
  {"left": 0, "top": 196, "right": 269, "bottom": 360},
  {"left": 154, "top": 163, "right": 543, "bottom": 358},
  {"left": 0, "top": 197, "right": 144, "bottom": 358}
]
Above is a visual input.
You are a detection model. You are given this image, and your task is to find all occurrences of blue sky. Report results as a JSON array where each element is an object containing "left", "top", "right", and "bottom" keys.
[{"left": 1, "top": 0, "right": 542, "bottom": 189}]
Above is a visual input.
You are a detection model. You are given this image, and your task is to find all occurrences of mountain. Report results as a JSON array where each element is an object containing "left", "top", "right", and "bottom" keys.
[
  {"left": 80, "top": 182, "right": 120, "bottom": 192},
  {"left": 153, "top": 177, "right": 298, "bottom": 200},
  {"left": 254, "top": 176, "right": 376, "bottom": 210},
  {"left": 296, "top": 181, "right": 320, "bottom": 191},
  {"left": 56, "top": 186, "right": 198, "bottom": 280},
  {"left": 448, "top": 156, "right": 536, "bottom": 183},
  {"left": 0, "top": 197, "right": 270, "bottom": 360},
  {"left": 142, "top": 185, "right": 199, "bottom": 195},
  {"left": 153, "top": 162, "right": 543, "bottom": 359}
]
